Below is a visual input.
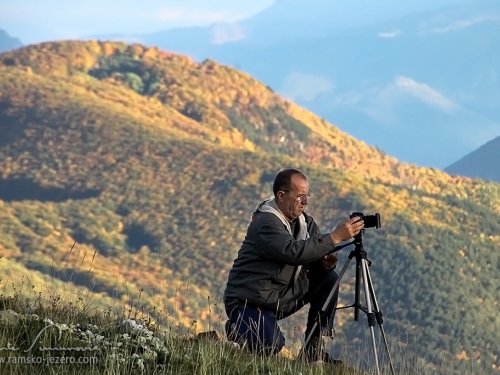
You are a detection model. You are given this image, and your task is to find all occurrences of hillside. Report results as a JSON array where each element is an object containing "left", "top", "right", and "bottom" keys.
[
  {"left": 0, "top": 41, "right": 500, "bottom": 374},
  {"left": 445, "top": 136, "right": 500, "bottom": 182}
]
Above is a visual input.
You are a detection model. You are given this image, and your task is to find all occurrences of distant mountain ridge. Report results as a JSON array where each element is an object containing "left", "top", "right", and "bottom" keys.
[
  {"left": 445, "top": 136, "right": 500, "bottom": 181},
  {"left": 87, "top": 0, "right": 473, "bottom": 46},
  {"left": 0, "top": 27, "right": 22, "bottom": 53},
  {"left": 228, "top": 0, "right": 471, "bottom": 42}
]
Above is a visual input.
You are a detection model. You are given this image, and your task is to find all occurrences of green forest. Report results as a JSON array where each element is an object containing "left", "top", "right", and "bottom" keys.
[{"left": 0, "top": 40, "right": 499, "bottom": 374}]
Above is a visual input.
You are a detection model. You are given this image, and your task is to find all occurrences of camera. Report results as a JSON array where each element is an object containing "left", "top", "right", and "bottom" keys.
[{"left": 350, "top": 212, "right": 381, "bottom": 229}]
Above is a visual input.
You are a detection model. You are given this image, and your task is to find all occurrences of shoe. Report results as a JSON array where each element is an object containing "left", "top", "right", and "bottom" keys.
[{"left": 298, "top": 336, "right": 343, "bottom": 365}]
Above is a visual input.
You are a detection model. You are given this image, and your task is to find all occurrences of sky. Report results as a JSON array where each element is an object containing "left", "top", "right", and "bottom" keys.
[{"left": 0, "top": 0, "right": 276, "bottom": 44}]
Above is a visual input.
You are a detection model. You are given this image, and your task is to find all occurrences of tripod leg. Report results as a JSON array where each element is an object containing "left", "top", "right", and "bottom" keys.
[
  {"left": 355, "top": 255, "right": 361, "bottom": 321},
  {"left": 303, "top": 255, "right": 353, "bottom": 348},
  {"left": 361, "top": 259, "right": 381, "bottom": 375},
  {"left": 365, "top": 264, "right": 396, "bottom": 375}
]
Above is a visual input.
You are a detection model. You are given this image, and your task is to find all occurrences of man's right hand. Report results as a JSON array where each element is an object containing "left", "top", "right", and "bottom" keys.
[{"left": 329, "top": 217, "right": 365, "bottom": 244}]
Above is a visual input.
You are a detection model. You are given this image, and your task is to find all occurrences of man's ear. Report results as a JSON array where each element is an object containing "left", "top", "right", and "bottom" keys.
[{"left": 276, "top": 191, "right": 285, "bottom": 202}]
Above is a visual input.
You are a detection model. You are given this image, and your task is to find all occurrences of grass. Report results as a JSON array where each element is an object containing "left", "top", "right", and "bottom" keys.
[
  {"left": 0, "top": 251, "right": 477, "bottom": 375},
  {"left": 0, "top": 275, "right": 433, "bottom": 375},
  {"left": 0, "top": 289, "right": 363, "bottom": 375}
]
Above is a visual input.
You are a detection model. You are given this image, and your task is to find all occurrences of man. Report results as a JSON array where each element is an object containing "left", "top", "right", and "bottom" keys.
[{"left": 223, "top": 168, "right": 364, "bottom": 362}]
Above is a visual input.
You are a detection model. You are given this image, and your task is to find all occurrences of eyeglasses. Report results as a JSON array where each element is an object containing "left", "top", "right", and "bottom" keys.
[{"left": 282, "top": 190, "right": 311, "bottom": 201}]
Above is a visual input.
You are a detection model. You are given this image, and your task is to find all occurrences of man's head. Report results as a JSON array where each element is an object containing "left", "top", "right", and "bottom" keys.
[{"left": 273, "top": 169, "right": 310, "bottom": 222}]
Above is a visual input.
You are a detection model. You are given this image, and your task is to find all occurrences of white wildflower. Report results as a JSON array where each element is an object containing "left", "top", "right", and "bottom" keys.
[
  {"left": 143, "top": 348, "right": 157, "bottom": 361},
  {"left": 136, "top": 358, "right": 145, "bottom": 371},
  {"left": 137, "top": 336, "right": 147, "bottom": 345},
  {"left": 151, "top": 337, "right": 164, "bottom": 351},
  {"left": 121, "top": 319, "right": 139, "bottom": 330},
  {"left": 43, "top": 318, "right": 54, "bottom": 325},
  {"left": 57, "top": 323, "right": 69, "bottom": 331}
]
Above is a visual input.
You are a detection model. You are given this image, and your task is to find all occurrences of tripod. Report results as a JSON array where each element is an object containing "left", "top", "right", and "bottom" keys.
[{"left": 304, "top": 230, "right": 395, "bottom": 375}]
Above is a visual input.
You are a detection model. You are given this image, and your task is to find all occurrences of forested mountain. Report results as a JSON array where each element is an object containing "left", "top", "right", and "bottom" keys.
[
  {"left": 445, "top": 136, "right": 500, "bottom": 182},
  {"left": 0, "top": 28, "right": 22, "bottom": 53},
  {"left": 0, "top": 41, "right": 499, "bottom": 374}
]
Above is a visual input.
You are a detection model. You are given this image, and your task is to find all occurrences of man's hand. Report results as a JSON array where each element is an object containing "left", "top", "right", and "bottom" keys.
[
  {"left": 329, "top": 217, "right": 364, "bottom": 244},
  {"left": 320, "top": 252, "right": 338, "bottom": 269}
]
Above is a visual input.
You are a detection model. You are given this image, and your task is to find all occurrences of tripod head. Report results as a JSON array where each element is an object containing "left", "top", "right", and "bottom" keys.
[{"left": 353, "top": 229, "right": 364, "bottom": 247}]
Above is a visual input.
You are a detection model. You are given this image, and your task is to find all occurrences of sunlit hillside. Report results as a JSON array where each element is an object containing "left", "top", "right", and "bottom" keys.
[{"left": 0, "top": 41, "right": 499, "bottom": 374}]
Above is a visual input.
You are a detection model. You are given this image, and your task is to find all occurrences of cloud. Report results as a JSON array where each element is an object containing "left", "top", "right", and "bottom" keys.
[
  {"left": 377, "top": 30, "right": 401, "bottom": 38},
  {"left": 329, "top": 76, "right": 458, "bottom": 112},
  {"left": 394, "top": 76, "right": 458, "bottom": 111},
  {"left": 421, "top": 16, "right": 499, "bottom": 34},
  {"left": 280, "top": 72, "right": 333, "bottom": 102},
  {"left": 326, "top": 76, "right": 459, "bottom": 125}
]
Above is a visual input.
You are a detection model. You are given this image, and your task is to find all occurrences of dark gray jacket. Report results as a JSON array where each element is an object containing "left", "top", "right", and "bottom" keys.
[{"left": 223, "top": 207, "right": 336, "bottom": 315}]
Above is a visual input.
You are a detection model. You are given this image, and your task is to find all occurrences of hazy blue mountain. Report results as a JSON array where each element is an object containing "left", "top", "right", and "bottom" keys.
[
  {"left": 90, "top": 0, "right": 473, "bottom": 48},
  {"left": 0, "top": 28, "right": 22, "bottom": 53},
  {"left": 228, "top": 0, "right": 471, "bottom": 43},
  {"left": 86, "top": 0, "right": 499, "bottom": 169},
  {"left": 445, "top": 136, "right": 500, "bottom": 181}
]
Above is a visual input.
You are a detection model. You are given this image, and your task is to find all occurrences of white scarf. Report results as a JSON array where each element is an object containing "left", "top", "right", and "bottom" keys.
[{"left": 255, "top": 197, "right": 309, "bottom": 283}]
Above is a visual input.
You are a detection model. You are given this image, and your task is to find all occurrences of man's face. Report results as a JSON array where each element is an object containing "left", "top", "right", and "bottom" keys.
[{"left": 277, "top": 174, "right": 310, "bottom": 221}]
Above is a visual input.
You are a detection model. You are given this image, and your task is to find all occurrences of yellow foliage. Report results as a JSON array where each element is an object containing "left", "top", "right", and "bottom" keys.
[{"left": 456, "top": 350, "right": 469, "bottom": 360}]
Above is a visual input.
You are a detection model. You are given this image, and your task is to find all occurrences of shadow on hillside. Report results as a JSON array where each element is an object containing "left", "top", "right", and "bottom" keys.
[
  {"left": 69, "top": 222, "right": 160, "bottom": 256},
  {"left": 0, "top": 177, "right": 101, "bottom": 202},
  {"left": 123, "top": 223, "right": 161, "bottom": 253},
  {"left": 24, "top": 260, "right": 124, "bottom": 300}
]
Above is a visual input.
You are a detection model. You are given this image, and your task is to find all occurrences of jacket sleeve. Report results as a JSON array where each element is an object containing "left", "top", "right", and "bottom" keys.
[{"left": 254, "top": 213, "right": 336, "bottom": 265}]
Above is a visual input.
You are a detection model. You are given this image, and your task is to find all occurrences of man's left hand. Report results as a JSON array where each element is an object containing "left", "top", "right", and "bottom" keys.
[{"left": 320, "top": 253, "right": 338, "bottom": 269}]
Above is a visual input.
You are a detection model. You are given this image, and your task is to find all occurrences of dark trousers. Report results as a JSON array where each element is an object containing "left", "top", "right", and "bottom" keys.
[{"left": 226, "top": 261, "right": 339, "bottom": 355}]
